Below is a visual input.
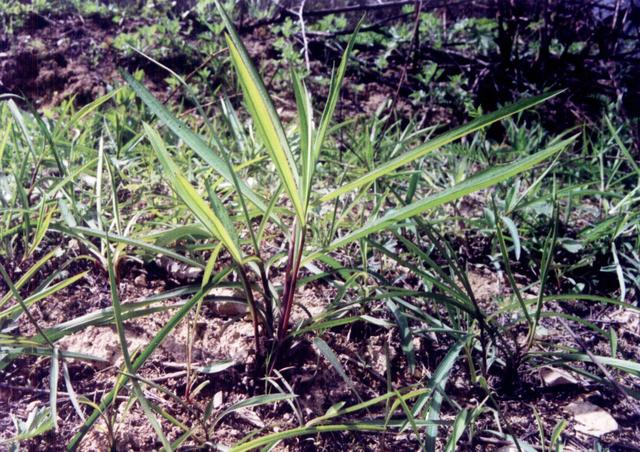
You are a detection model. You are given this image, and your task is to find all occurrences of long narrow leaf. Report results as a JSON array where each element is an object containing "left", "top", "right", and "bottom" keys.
[
  {"left": 67, "top": 285, "right": 212, "bottom": 450},
  {"left": 320, "top": 90, "right": 564, "bottom": 203},
  {"left": 291, "top": 70, "right": 314, "bottom": 206},
  {"left": 105, "top": 242, "right": 173, "bottom": 451},
  {"left": 217, "top": 2, "right": 305, "bottom": 223},
  {"left": 144, "top": 123, "right": 244, "bottom": 263},
  {"left": 121, "top": 71, "right": 269, "bottom": 214},
  {"left": 313, "top": 18, "right": 363, "bottom": 164},
  {"left": 311, "top": 135, "right": 576, "bottom": 260}
]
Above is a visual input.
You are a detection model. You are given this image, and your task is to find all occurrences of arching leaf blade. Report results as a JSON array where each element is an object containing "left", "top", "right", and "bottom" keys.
[
  {"left": 218, "top": 2, "right": 304, "bottom": 223},
  {"left": 320, "top": 90, "right": 565, "bottom": 204},
  {"left": 144, "top": 123, "right": 244, "bottom": 264},
  {"left": 121, "top": 70, "right": 268, "bottom": 215},
  {"left": 308, "top": 135, "right": 577, "bottom": 261}
]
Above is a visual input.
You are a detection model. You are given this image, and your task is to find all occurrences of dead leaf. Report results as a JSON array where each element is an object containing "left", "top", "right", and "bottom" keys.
[
  {"left": 236, "top": 408, "right": 265, "bottom": 428},
  {"left": 567, "top": 401, "right": 618, "bottom": 437}
]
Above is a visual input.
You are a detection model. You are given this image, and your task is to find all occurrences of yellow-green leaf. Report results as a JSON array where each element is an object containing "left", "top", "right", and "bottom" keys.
[
  {"left": 144, "top": 123, "right": 244, "bottom": 264},
  {"left": 218, "top": 2, "right": 305, "bottom": 224}
]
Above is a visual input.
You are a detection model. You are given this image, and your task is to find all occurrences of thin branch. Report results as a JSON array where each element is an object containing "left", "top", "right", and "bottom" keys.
[
  {"left": 297, "top": 0, "right": 311, "bottom": 72},
  {"left": 244, "top": 0, "right": 467, "bottom": 30}
]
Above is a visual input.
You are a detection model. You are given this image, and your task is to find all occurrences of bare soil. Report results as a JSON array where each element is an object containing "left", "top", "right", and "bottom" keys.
[{"left": 1, "top": 236, "right": 639, "bottom": 451}]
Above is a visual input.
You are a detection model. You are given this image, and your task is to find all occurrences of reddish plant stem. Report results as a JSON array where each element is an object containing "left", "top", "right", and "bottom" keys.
[
  {"left": 257, "top": 261, "right": 274, "bottom": 336},
  {"left": 238, "top": 265, "right": 262, "bottom": 361},
  {"left": 277, "top": 221, "right": 306, "bottom": 341}
]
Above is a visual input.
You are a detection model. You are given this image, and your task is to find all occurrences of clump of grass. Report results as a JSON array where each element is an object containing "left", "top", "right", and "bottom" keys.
[
  {"left": 67, "top": 2, "right": 574, "bottom": 448},
  {"left": 107, "top": 0, "right": 572, "bottom": 368}
]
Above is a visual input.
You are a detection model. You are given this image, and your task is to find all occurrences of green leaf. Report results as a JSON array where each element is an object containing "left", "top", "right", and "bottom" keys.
[
  {"left": 197, "top": 359, "right": 235, "bottom": 374},
  {"left": 444, "top": 409, "right": 469, "bottom": 452},
  {"left": 0, "top": 248, "right": 59, "bottom": 309},
  {"left": 55, "top": 89, "right": 120, "bottom": 139},
  {"left": 218, "top": 2, "right": 304, "bottom": 223},
  {"left": 67, "top": 285, "right": 213, "bottom": 450},
  {"left": 1, "top": 271, "right": 88, "bottom": 321},
  {"left": 313, "top": 18, "right": 363, "bottom": 165},
  {"left": 320, "top": 90, "right": 565, "bottom": 203},
  {"left": 230, "top": 419, "right": 439, "bottom": 452},
  {"left": 538, "top": 352, "right": 640, "bottom": 377},
  {"left": 62, "top": 361, "right": 85, "bottom": 421},
  {"left": 500, "top": 215, "right": 521, "bottom": 261},
  {"left": 291, "top": 70, "right": 314, "bottom": 206},
  {"left": 26, "top": 203, "right": 55, "bottom": 259},
  {"left": 144, "top": 123, "right": 244, "bottom": 264},
  {"left": 311, "top": 135, "right": 576, "bottom": 260},
  {"left": 49, "top": 346, "right": 59, "bottom": 431},
  {"left": 213, "top": 393, "right": 296, "bottom": 428},
  {"left": 121, "top": 70, "right": 269, "bottom": 215},
  {"left": 386, "top": 299, "right": 416, "bottom": 373},
  {"left": 51, "top": 224, "right": 203, "bottom": 269},
  {"left": 105, "top": 242, "right": 173, "bottom": 451},
  {"left": 424, "top": 340, "right": 466, "bottom": 450},
  {"left": 314, "top": 337, "right": 360, "bottom": 400}
]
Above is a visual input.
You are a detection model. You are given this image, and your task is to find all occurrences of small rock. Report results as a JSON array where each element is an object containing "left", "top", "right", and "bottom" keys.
[
  {"left": 534, "top": 325, "right": 550, "bottom": 339},
  {"left": 567, "top": 401, "right": 618, "bottom": 437},
  {"left": 207, "top": 288, "right": 246, "bottom": 316},
  {"left": 213, "top": 301, "right": 247, "bottom": 317},
  {"left": 367, "top": 344, "right": 387, "bottom": 375},
  {"left": 213, "top": 391, "right": 224, "bottom": 409},
  {"left": 540, "top": 367, "right": 579, "bottom": 387},
  {"left": 68, "top": 239, "right": 79, "bottom": 251},
  {"left": 184, "top": 266, "right": 203, "bottom": 279},
  {"left": 134, "top": 273, "right": 147, "bottom": 287}
]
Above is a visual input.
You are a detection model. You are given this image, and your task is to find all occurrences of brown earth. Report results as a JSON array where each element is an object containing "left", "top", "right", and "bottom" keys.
[{"left": 1, "top": 236, "right": 639, "bottom": 450}]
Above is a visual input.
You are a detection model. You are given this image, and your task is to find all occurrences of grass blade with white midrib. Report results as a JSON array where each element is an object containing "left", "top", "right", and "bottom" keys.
[
  {"left": 218, "top": 2, "right": 304, "bottom": 223},
  {"left": 121, "top": 71, "right": 269, "bottom": 216},
  {"left": 291, "top": 70, "right": 314, "bottom": 207},
  {"left": 144, "top": 123, "right": 244, "bottom": 264}
]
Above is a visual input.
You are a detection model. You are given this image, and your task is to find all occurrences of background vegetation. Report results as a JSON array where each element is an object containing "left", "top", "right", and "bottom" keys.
[{"left": 0, "top": 0, "right": 638, "bottom": 450}]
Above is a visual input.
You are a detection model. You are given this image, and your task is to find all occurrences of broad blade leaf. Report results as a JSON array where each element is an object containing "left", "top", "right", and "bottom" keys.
[
  {"left": 424, "top": 340, "right": 466, "bottom": 450},
  {"left": 313, "top": 135, "right": 576, "bottom": 259},
  {"left": 291, "top": 70, "right": 314, "bottom": 206},
  {"left": 144, "top": 123, "right": 244, "bottom": 263},
  {"left": 121, "top": 70, "right": 269, "bottom": 215}
]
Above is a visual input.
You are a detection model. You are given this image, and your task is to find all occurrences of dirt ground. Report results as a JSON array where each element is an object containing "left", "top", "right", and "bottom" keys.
[
  {"left": 1, "top": 8, "right": 639, "bottom": 452},
  {"left": 1, "top": 13, "right": 120, "bottom": 107},
  {"left": 1, "top": 238, "right": 639, "bottom": 450},
  {"left": 0, "top": 10, "right": 426, "bottom": 122}
]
